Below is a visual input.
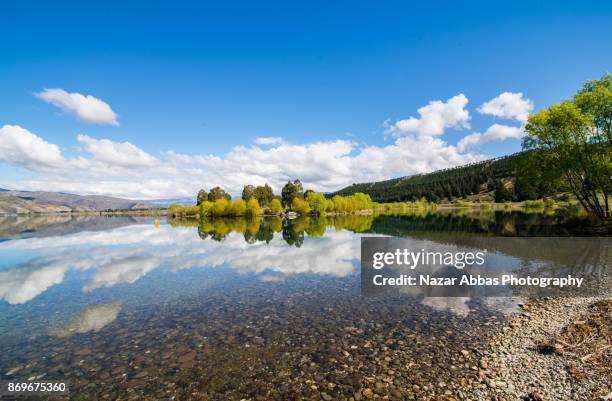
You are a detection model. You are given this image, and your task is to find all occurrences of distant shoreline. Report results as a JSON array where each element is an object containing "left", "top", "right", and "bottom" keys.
[
  {"left": 0, "top": 208, "right": 167, "bottom": 217},
  {"left": 0, "top": 202, "right": 561, "bottom": 217}
]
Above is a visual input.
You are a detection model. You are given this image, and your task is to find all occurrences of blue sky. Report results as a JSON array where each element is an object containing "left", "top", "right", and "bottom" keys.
[{"left": 1, "top": 1, "right": 611, "bottom": 198}]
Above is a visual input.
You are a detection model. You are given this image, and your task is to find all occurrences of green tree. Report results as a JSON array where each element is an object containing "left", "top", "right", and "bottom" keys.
[
  {"left": 493, "top": 179, "right": 513, "bottom": 202},
  {"left": 523, "top": 75, "right": 611, "bottom": 220},
  {"left": 281, "top": 180, "right": 304, "bottom": 207},
  {"left": 211, "top": 198, "right": 230, "bottom": 216},
  {"left": 291, "top": 197, "right": 311, "bottom": 215},
  {"left": 199, "top": 201, "right": 214, "bottom": 216},
  {"left": 268, "top": 198, "right": 283, "bottom": 215},
  {"left": 230, "top": 198, "right": 247, "bottom": 216},
  {"left": 254, "top": 184, "right": 274, "bottom": 206},
  {"left": 574, "top": 73, "right": 612, "bottom": 143},
  {"left": 332, "top": 195, "right": 347, "bottom": 213},
  {"left": 241, "top": 185, "right": 255, "bottom": 201},
  {"left": 197, "top": 189, "right": 208, "bottom": 205},
  {"left": 305, "top": 191, "right": 327, "bottom": 215},
  {"left": 209, "top": 186, "right": 232, "bottom": 201},
  {"left": 246, "top": 198, "right": 261, "bottom": 217},
  {"left": 352, "top": 193, "right": 373, "bottom": 209}
]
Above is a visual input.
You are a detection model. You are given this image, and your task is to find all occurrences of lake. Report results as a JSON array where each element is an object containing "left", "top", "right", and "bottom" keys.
[{"left": 0, "top": 211, "right": 609, "bottom": 400}]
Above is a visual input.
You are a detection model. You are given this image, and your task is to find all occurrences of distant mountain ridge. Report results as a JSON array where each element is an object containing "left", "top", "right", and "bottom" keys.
[{"left": 0, "top": 190, "right": 155, "bottom": 215}]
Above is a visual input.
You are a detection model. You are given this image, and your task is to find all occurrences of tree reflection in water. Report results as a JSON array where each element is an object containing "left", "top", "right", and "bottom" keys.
[{"left": 171, "top": 208, "right": 586, "bottom": 247}]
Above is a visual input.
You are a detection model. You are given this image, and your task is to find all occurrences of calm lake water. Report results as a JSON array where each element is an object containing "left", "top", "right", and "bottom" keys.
[{"left": 0, "top": 211, "right": 608, "bottom": 400}]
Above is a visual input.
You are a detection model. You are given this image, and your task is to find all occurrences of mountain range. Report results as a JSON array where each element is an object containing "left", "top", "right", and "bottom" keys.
[{"left": 0, "top": 190, "right": 156, "bottom": 215}]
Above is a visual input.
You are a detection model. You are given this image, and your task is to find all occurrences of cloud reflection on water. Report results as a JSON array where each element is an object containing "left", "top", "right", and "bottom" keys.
[
  {"left": 49, "top": 302, "right": 122, "bottom": 337},
  {"left": 1, "top": 218, "right": 604, "bottom": 320},
  {"left": 0, "top": 223, "right": 360, "bottom": 304}
]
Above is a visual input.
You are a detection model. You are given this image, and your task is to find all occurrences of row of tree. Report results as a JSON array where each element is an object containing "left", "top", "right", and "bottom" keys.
[
  {"left": 335, "top": 148, "right": 580, "bottom": 206},
  {"left": 191, "top": 180, "right": 379, "bottom": 217},
  {"left": 199, "top": 197, "right": 266, "bottom": 217},
  {"left": 334, "top": 151, "right": 565, "bottom": 204},
  {"left": 197, "top": 182, "right": 300, "bottom": 207},
  {"left": 334, "top": 153, "right": 540, "bottom": 202}
]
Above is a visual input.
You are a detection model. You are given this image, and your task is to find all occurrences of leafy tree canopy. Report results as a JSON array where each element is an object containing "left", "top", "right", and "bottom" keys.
[
  {"left": 523, "top": 74, "right": 611, "bottom": 220},
  {"left": 253, "top": 184, "right": 274, "bottom": 206},
  {"left": 281, "top": 180, "right": 304, "bottom": 207},
  {"left": 209, "top": 186, "right": 232, "bottom": 201},
  {"left": 197, "top": 189, "right": 208, "bottom": 205},
  {"left": 268, "top": 198, "right": 283, "bottom": 214},
  {"left": 241, "top": 185, "right": 255, "bottom": 201}
]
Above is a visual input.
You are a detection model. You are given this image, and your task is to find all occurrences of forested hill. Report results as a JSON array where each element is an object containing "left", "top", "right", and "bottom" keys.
[{"left": 332, "top": 152, "right": 538, "bottom": 202}]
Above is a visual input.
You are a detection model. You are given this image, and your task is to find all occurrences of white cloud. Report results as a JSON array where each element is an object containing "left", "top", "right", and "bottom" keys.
[
  {"left": 36, "top": 88, "right": 119, "bottom": 125},
  {"left": 1, "top": 92, "right": 500, "bottom": 199},
  {"left": 456, "top": 133, "right": 483, "bottom": 152},
  {"left": 457, "top": 124, "right": 524, "bottom": 152},
  {"left": 353, "top": 135, "right": 482, "bottom": 180},
  {"left": 392, "top": 94, "right": 470, "bottom": 137},
  {"left": 77, "top": 134, "right": 157, "bottom": 168},
  {"left": 0, "top": 125, "right": 65, "bottom": 170},
  {"left": 477, "top": 92, "right": 533, "bottom": 123},
  {"left": 0, "top": 123, "right": 486, "bottom": 199},
  {"left": 254, "top": 136, "right": 285, "bottom": 146}
]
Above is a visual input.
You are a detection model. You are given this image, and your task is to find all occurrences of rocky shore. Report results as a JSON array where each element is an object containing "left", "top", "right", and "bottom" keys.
[
  {"left": 475, "top": 296, "right": 611, "bottom": 401},
  {"left": 1, "top": 266, "right": 609, "bottom": 400}
]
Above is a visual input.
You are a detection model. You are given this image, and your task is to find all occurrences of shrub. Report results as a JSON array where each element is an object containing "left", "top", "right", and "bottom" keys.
[
  {"left": 212, "top": 198, "right": 230, "bottom": 216},
  {"left": 523, "top": 199, "right": 545, "bottom": 208},
  {"left": 168, "top": 204, "right": 200, "bottom": 217},
  {"left": 452, "top": 199, "right": 472, "bottom": 207},
  {"left": 230, "top": 198, "right": 247, "bottom": 216},
  {"left": 199, "top": 201, "right": 214, "bottom": 216},
  {"left": 246, "top": 198, "right": 261, "bottom": 217},
  {"left": 291, "top": 197, "right": 311, "bottom": 215},
  {"left": 305, "top": 192, "right": 327, "bottom": 215},
  {"left": 330, "top": 193, "right": 373, "bottom": 213},
  {"left": 479, "top": 201, "right": 492, "bottom": 209},
  {"left": 268, "top": 198, "right": 282, "bottom": 215}
]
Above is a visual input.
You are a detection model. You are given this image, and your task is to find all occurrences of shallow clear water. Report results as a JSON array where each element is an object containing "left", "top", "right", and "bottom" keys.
[{"left": 0, "top": 212, "right": 608, "bottom": 400}]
